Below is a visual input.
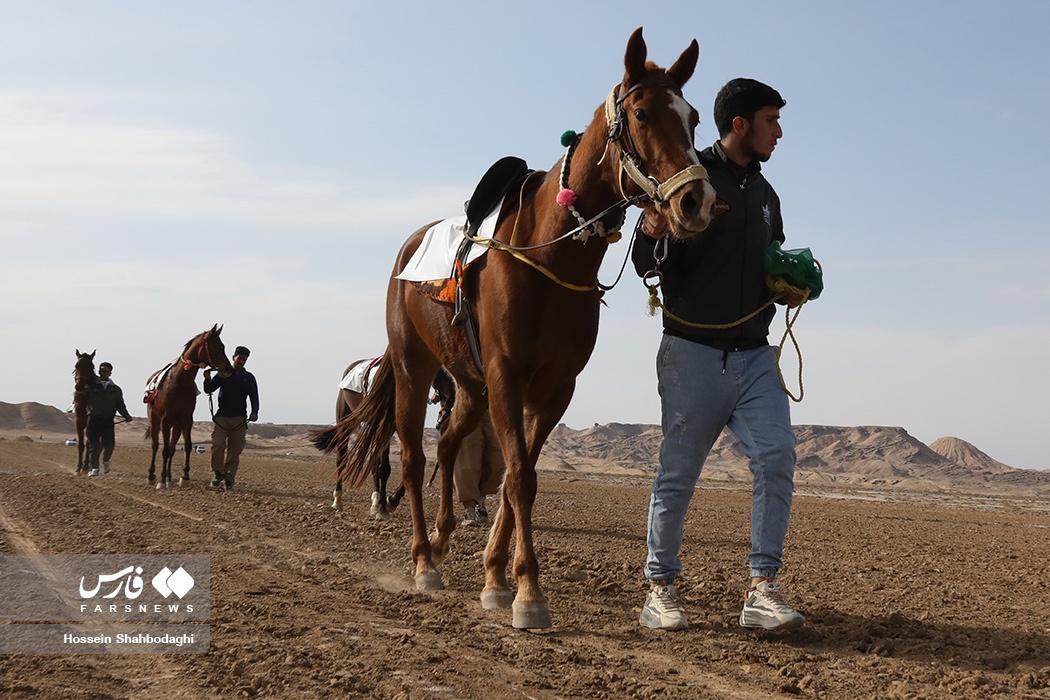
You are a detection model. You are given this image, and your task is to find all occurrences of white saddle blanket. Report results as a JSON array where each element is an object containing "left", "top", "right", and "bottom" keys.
[
  {"left": 393, "top": 196, "right": 504, "bottom": 282},
  {"left": 339, "top": 358, "right": 381, "bottom": 393},
  {"left": 144, "top": 362, "right": 175, "bottom": 395}
]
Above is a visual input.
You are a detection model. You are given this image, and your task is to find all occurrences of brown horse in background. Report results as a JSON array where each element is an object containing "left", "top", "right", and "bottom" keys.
[
  {"left": 72, "top": 349, "right": 96, "bottom": 474},
  {"left": 314, "top": 28, "right": 715, "bottom": 628},
  {"left": 144, "top": 324, "right": 232, "bottom": 489}
]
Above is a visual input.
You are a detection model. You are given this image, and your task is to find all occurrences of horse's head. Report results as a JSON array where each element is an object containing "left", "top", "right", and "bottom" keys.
[
  {"left": 185, "top": 323, "right": 233, "bottom": 373},
  {"left": 608, "top": 28, "right": 715, "bottom": 239},
  {"left": 74, "top": 349, "right": 97, "bottom": 391}
]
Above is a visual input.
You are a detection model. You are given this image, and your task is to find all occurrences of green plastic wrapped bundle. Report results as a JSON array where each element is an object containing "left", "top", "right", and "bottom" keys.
[{"left": 765, "top": 241, "right": 823, "bottom": 300}]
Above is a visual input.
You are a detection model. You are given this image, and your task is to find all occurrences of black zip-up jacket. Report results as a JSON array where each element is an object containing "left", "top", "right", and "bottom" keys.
[{"left": 632, "top": 141, "right": 785, "bottom": 351}]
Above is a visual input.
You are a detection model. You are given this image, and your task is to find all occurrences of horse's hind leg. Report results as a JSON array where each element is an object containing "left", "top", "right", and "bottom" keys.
[
  {"left": 332, "top": 479, "right": 343, "bottom": 511},
  {"left": 370, "top": 448, "right": 395, "bottom": 520}
]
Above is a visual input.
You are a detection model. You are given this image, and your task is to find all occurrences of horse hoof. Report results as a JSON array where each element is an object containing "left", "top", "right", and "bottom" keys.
[
  {"left": 512, "top": 601, "right": 553, "bottom": 629},
  {"left": 178, "top": 477, "right": 188, "bottom": 487},
  {"left": 372, "top": 509, "right": 392, "bottom": 521},
  {"left": 331, "top": 500, "right": 343, "bottom": 511},
  {"left": 480, "top": 588, "right": 514, "bottom": 610},
  {"left": 414, "top": 571, "right": 444, "bottom": 591},
  {"left": 156, "top": 481, "right": 168, "bottom": 491}
]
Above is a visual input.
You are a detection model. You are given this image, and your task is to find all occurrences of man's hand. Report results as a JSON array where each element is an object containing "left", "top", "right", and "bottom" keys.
[
  {"left": 778, "top": 288, "right": 807, "bottom": 309},
  {"left": 248, "top": 413, "right": 258, "bottom": 423},
  {"left": 204, "top": 369, "right": 212, "bottom": 380},
  {"left": 123, "top": 416, "right": 133, "bottom": 423},
  {"left": 641, "top": 208, "right": 669, "bottom": 240}
]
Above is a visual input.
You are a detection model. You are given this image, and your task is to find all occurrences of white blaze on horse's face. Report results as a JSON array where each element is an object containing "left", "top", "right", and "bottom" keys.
[{"left": 669, "top": 94, "right": 698, "bottom": 150}]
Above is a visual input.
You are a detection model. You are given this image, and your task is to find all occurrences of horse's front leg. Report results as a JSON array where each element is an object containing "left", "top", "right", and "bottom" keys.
[
  {"left": 148, "top": 430, "right": 159, "bottom": 484},
  {"left": 179, "top": 428, "right": 192, "bottom": 485},
  {"left": 157, "top": 429, "right": 174, "bottom": 490},
  {"left": 486, "top": 386, "right": 574, "bottom": 629}
]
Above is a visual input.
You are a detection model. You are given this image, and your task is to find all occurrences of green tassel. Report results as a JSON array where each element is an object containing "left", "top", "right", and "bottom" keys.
[{"left": 560, "top": 130, "right": 579, "bottom": 147}]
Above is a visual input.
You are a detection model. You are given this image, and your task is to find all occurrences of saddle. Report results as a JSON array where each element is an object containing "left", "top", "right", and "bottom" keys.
[{"left": 451, "top": 157, "right": 532, "bottom": 373}]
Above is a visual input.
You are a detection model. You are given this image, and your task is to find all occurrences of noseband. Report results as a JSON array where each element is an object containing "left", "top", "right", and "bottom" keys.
[{"left": 603, "top": 83, "right": 709, "bottom": 217}]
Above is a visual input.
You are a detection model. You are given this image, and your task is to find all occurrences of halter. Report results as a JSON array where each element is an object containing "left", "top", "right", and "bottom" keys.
[{"left": 603, "top": 82, "right": 709, "bottom": 222}]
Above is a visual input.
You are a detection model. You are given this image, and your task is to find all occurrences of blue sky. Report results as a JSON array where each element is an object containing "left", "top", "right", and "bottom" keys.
[{"left": 2, "top": 1, "right": 1048, "bottom": 471}]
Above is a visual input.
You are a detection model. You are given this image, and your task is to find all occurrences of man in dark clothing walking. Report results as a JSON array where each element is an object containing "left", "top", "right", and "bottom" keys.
[
  {"left": 203, "top": 345, "right": 259, "bottom": 491},
  {"left": 86, "top": 362, "right": 133, "bottom": 477},
  {"left": 633, "top": 78, "right": 805, "bottom": 632}
]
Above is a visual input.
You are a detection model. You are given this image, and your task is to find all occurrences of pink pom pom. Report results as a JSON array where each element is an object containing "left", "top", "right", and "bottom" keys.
[{"left": 557, "top": 188, "right": 577, "bottom": 207}]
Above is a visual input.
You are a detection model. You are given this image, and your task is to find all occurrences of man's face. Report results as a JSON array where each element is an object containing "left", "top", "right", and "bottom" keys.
[
  {"left": 741, "top": 106, "right": 782, "bottom": 163},
  {"left": 99, "top": 366, "right": 112, "bottom": 380},
  {"left": 232, "top": 354, "right": 248, "bottom": 370}
]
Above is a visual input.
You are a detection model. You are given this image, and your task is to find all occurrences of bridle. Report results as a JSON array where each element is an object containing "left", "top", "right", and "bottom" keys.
[
  {"left": 602, "top": 81, "right": 709, "bottom": 229},
  {"left": 182, "top": 331, "right": 218, "bottom": 370}
]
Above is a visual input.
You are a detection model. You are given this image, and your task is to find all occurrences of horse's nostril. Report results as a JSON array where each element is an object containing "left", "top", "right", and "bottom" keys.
[{"left": 680, "top": 191, "right": 699, "bottom": 217}]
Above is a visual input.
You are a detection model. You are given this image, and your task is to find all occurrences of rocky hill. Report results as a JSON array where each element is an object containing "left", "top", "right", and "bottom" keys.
[{"left": 3, "top": 401, "right": 1048, "bottom": 495}]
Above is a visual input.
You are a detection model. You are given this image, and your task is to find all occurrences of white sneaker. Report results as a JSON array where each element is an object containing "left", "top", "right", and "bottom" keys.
[
  {"left": 87, "top": 469, "right": 100, "bottom": 478},
  {"left": 102, "top": 462, "right": 110, "bottom": 474},
  {"left": 639, "top": 584, "right": 689, "bottom": 630},
  {"left": 739, "top": 580, "right": 804, "bottom": 630}
]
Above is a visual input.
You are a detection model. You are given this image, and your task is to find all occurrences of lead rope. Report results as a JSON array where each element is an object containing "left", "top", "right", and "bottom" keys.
[{"left": 642, "top": 239, "right": 814, "bottom": 402}]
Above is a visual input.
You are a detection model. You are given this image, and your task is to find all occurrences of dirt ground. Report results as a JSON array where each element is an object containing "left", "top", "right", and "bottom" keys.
[{"left": 1, "top": 437, "right": 1049, "bottom": 699}]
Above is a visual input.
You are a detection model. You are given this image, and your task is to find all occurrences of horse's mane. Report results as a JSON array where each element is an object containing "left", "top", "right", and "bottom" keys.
[{"left": 181, "top": 332, "right": 203, "bottom": 354}]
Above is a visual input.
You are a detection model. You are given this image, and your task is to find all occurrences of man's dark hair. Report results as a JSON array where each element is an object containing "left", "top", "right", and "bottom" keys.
[
  {"left": 713, "top": 78, "right": 786, "bottom": 138},
  {"left": 234, "top": 346, "right": 250, "bottom": 357},
  {"left": 99, "top": 362, "right": 113, "bottom": 371}
]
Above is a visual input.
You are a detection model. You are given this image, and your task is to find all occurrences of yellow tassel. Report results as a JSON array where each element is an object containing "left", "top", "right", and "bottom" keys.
[{"left": 647, "top": 289, "right": 660, "bottom": 316}]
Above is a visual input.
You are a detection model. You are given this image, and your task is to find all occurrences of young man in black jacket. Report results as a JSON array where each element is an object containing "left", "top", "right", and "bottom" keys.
[{"left": 633, "top": 78, "right": 804, "bottom": 632}]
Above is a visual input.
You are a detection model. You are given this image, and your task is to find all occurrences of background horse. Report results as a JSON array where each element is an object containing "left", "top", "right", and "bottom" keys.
[
  {"left": 315, "top": 28, "right": 715, "bottom": 628},
  {"left": 144, "top": 324, "right": 232, "bottom": 489},
  {"left": 72, "top": 349, "right": 96, "bottom": 475},
  {"left": 327, "top": 358, "right": 457, "bottom": 517},
  {"left": 330, "top": 357, "right": 405, "bottom": 517}
]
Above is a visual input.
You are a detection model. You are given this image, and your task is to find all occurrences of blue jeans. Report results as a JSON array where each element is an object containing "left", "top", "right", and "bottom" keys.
[{"left": 645, "top": 335, "right": 796, "bottom": 583}]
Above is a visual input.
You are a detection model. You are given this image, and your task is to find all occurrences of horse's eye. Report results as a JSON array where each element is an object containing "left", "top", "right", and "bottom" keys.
[{"left": 634, "top": 108, "right": 648, "bottom": 122}]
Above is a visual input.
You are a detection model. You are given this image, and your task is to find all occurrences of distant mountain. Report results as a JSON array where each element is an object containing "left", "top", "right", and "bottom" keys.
[
  {"left": 3, "top": 401, "right": 1048, "bottom": 494},
  {"left": 0, "top": 401, "right": 76, "bottom": 433}
]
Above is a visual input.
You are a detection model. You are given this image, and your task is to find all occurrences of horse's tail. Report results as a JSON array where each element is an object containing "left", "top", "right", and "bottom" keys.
[{"left": 310, "top": 353, "right": 397, "bottom": 489}]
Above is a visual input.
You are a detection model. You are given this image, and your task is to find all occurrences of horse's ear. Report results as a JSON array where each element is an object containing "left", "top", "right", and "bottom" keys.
[
  {"left": 624, "top": 27, "right": 648, "bottom": 86},
  {"left": 213, "top": 323, "right": 222, "bottom": 334},
  {"left": 667, "top": 39, "right": 699, "bottom": 88}
]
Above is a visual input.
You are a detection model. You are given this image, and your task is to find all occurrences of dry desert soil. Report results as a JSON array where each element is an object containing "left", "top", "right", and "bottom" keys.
[{"left": 1, "top": 434, "right": 1049, "bottom": 699}]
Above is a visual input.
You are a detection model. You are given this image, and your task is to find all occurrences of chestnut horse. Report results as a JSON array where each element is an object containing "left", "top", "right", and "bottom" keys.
[
  {"left": 330, "top": 357, "right": 405, "bottom": 517},
  {"left": 72, "top": 349, "right": 97, "bottom": 474},
  {"left": 144, "top": 324, "right": 233, "bottom": 489},
  {"left": 314, "top": 28, "right": 715, "bottom": 628}
]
